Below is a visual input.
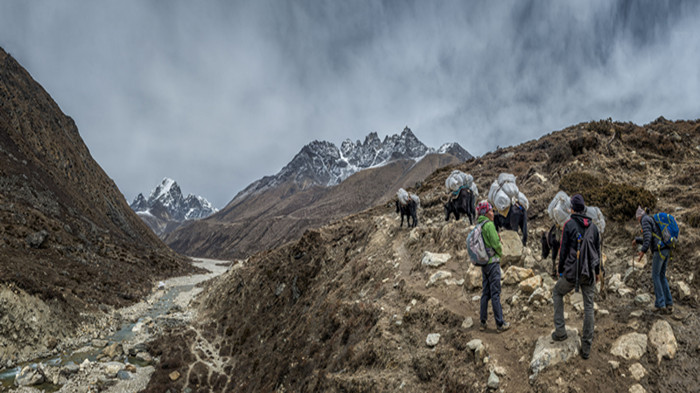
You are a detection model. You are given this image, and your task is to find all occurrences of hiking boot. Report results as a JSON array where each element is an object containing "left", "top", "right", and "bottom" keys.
[
  {"left": 479, "top": 322, "right": 487, "bottom": 331},
  {"left": 551, "top": 332, "right": 567, "bottom": 342},
  {"left": 581, "top": 351, "right": 590, "bottom": 360},
  {"left": 497, "top": 322, "right": 510, "bottom": 333},
  {"left": 665, "top": 305, "right": 674, "bottom": 314}
]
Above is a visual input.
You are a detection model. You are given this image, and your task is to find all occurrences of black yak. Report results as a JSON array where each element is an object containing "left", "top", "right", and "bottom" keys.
[
  {"left": 541, "top": 225, "right": 561, "bottom": 277},
  {"left": 494, "top": 201, "right": 528, "bottom": 246},
  {"left": 396, "top": 199, "right": 418, "bottom": 228},
  {"left": 444, "top": 187, "right": 476, "bottom": 225}
]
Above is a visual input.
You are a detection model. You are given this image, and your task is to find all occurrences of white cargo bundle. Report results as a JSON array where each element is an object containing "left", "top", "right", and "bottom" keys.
[
  {"left": 397, "top": 188, "right": 410, "bottom": 205},
  {"left": 487, "top": 180, "right": 510, "bottom": 212},
  {"left": 585, "top": 206, "right": 606, "bottom": 234},
  {"left": 410, "top": 193, "right": 421, "bottom": 206},
  {"left": 497, "top": 173, "right": 517, "bottom": 187},
  {"left": 547, "top": 191, "right": 571, "bottom": 228},
  {"left": 488, "top": 173, "right": 525, "bottom": 212},
  {"left": 445, "top": 170, "right": 473, "bottom": 192},
  {"left": 470, "top": 182, "right": 479, "bottom": 198},
  {"left": 516, "top": 191, "right": 530, "bottom": 211}
]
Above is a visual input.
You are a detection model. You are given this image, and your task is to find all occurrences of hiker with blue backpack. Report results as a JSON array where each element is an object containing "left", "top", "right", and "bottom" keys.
[
  {"left": 634, "top": 206, "right": 679, "bottom": 314},
  {"left": 468, "top": 201, "right": 511, "bottom": 333},
  {"left": 551, "top": 194, "right": 601, "bottom": 360}
]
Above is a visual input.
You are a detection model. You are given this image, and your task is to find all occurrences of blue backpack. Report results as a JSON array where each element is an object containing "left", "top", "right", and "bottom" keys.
[{"left": 652, "top": 212, "right": 679, "bottom": 250}]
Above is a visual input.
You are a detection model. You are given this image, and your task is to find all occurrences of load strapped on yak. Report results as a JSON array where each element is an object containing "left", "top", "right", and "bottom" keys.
[
  {"left": 397, "top": 188, "right": 420, "bottom": 206},
  {"left": 445, "top": 170, "right": 479, "bottom": 198},
  {"left": 487, "top": 173, "right": 529, "bottom": 216},
  {"left": 547, "top": 191, "right": 606, "bottom": 233}
]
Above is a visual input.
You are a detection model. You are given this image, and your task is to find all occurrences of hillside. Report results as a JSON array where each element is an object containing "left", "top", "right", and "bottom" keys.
[
  {"left": 165, "top": 152, "right": 463, "bottom": 259},
  {"left": 145, "top": 118, "right": 700, "bottom": 392},
  {"left": 0, "top": 47, "right": 195, "bottom": 366}
]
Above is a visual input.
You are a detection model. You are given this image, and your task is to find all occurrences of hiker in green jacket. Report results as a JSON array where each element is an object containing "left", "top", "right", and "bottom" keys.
[{"left": 476, "top": 201, "right": 510, "bottom": 333}]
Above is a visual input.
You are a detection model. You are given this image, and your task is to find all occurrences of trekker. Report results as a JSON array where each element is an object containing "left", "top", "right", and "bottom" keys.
[
  {"left": 476, "top": 201, "right": 511, "bottom": 333},
  {"left": 633, "top": 206, "right": 673, "bottom": 314},
  {"left": 552, "top": 194, "right": 601, "bottom": 360}
]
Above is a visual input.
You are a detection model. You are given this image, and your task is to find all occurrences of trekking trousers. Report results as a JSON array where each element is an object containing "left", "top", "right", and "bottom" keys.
[
  {"left": 480, "top": 262, "right": 505, "bottom": 327},
  {"left": 552, "top": 278, "right": 595, "bottom": 354},
  {"left": 652, "top": 249, "right": 673, "bottom": 309}
]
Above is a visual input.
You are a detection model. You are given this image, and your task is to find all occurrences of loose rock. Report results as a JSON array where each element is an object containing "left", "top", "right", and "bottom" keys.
[
  {"left": 648, "top": 320, "right": 677, "bottom": 363},
  {"left": 610, "top": 333, "right": 648, "bottom": 360}
]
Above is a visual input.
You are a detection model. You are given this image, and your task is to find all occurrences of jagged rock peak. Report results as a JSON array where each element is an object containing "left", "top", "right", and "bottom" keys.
[{"left": 130, "top": 178, "right": 217, "bottom": 222}]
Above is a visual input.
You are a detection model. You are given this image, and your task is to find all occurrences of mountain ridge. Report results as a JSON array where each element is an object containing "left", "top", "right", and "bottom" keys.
[{"left": 165, "top": 129, "right": 471, "bottom": 259}]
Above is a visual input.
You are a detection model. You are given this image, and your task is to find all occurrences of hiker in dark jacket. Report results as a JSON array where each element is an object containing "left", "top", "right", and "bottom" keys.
[
  {"left": 476, "top": 201, "right": 511, "bottom": 333},
  {"left": 634, "top": 206, "right": 673, "bottom": 314},
  {"left": 552, "top": 194, "right": 600, "bottom": 360}
]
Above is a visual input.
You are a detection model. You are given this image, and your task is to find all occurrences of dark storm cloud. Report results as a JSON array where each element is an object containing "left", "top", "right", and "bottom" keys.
[{"left": 1, "top": 0, "right": 699, "bottom": 208}]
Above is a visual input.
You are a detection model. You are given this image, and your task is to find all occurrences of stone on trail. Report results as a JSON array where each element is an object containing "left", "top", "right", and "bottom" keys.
[
  {"left": 462, "top": 317, "right": 474, "bottom": 329},
  {"left": 629, "top": 363, "right": 646, "bottom": 381},
  {"left": 421, "top": 251, "right": 451, "bottom": 267},
  {"left": 487, "top": 370, "right": 500, "bottom": 389},
  {"left": 426, "top": 271, "right": 452, "bottom": 287},
  {"left": 528, "top": 287, "right": 548, "bottom": 304},
  {"left": 610, "top": 332, "right": 648, "bottom": 360},
  {"left": 649, "top": 319, "right": 677, "bottom": 363},
  {"left": 519, "top": 275, "right": 543, "bottom": 295},
  {"left": 169, "top": 371, "right": 181, "bottom": 381},
  {"left": 503, "top": 266, "right": 534, "bottom": 285},
  {"left": 426, "top": 333, "right": 441, "bottom": 347},
  {"left": 629, "top": 384, "right": 647, "bottom": 393},
  {"left": 634, "top": 293, "right": 652, "bottom": 306},
  {"left": 676, "top": 281, "right": 691, "bottom": 300},
  {"left": 529, "top": 328, "right": 580, "bottom": 379}
]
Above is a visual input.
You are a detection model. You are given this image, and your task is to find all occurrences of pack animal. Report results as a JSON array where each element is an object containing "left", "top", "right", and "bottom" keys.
[
  {"left": 541, "top": 225, "right": 561, "bottom": 277},
  {"left": 444, "top": 187, "right": 476, "bottom": 225},
  {"left": 396, "top": 199, "right": 418, "bottom": 228},
  {"left": 494, "top": 202, "right": 528, "bottom": 245}
]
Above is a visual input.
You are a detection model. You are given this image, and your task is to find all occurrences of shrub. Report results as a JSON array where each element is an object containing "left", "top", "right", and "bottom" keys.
[{"left": 560, "top": 172, "right": 656, "bottom": 221}]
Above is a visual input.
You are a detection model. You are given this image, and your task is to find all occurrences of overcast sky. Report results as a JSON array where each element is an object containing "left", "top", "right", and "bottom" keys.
[{"left": 1, "top": 1, "right": 699, "bottom": 208}]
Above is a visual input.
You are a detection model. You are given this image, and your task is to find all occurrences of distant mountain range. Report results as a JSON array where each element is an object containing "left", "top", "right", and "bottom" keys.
[
  {"left": 164, "top": 127, "right": 472, "bottom": 259},
  {"left": 130, "top": 178, "right": 217, "bottom": 237},
  {"left": 234, "top": 127, "right": 471, "bottom": 202}
]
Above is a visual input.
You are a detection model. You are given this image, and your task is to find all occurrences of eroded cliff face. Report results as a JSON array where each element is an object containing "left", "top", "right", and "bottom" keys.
[
  {"left": 146, "top": 119, "right": 700, "bottom": 393},
  {"left": 0, "top": 47, "right": 195, "bottom": 365}
]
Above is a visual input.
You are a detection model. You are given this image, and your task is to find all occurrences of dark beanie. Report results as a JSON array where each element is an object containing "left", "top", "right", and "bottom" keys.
[{"left": 570, "top": 194, "right": 585, "bottom": 213}]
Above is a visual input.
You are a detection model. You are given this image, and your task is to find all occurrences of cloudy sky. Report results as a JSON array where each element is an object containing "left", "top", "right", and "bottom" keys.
[{"left": 1, "top": 1, "right": 699, "bottom": 208}]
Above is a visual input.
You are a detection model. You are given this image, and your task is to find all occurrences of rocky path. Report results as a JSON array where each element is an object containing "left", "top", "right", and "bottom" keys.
[{"left": 7, "top": 258, "right": 233, "bottom": 393}]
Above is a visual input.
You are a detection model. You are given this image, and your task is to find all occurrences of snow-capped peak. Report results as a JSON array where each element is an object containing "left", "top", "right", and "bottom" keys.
[{"left": 131, "top": 178, "right": 217, "bottom": 222}]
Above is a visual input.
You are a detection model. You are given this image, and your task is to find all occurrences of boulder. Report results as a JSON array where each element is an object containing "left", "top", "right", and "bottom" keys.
[
  {"left": 465, "top": 265, "right": 482, "bottom": 289},
  {"left": 528, "top": 287, "right": 549, "bottom": 304},
  {"left": 610, "top": 333, "right": 647, "bottom": 360},
  {"left": 14, "top": 366, "right": 45, "bottom": 387},
  {"left": 649, "top": 320, "right": 677, "bottom": 363},
  {"left": 530, "top": 328, "right": 580, "bottom": 379},
  {"left": 25, "top": 230, "right": 49, "bottom": 249},
  {"left": 503, "top": 266, "right": 534, "bottom": 285},
  {"left": 421, "top": 251, "right": 451, "bottom": 267},
  {"left": 519, "top": 275, "right": 543, "bottom": 295},
  {"left": 103, "top": 362, "right": 124, "bottom": 378},
  {"left": 101, "top": 343, "right": 124, "bottom": 360},
  {"left": 500, "top": 231, "right": 523, "bottom": 265}
]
